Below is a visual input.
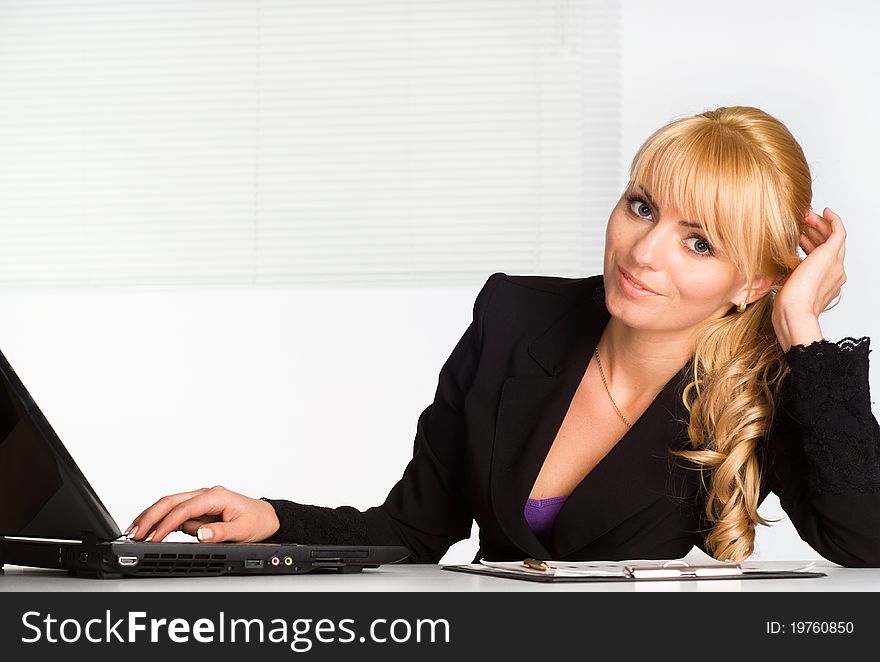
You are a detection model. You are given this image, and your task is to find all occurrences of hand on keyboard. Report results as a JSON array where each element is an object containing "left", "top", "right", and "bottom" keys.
[{"left": 125, "top": 485, "right": 280, "bottom": 544}]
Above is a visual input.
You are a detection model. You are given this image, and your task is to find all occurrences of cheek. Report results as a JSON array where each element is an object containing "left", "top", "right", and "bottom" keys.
[
  {"left": 604, "top": 214, "right": 629, "bottom": 252},
  {"left": 673, "top": 269, "right": 737, "bottom": 308}
]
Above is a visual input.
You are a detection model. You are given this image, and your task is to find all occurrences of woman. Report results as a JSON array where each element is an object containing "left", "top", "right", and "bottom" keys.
[{"left": 126, "top": 106, "right": 880, "bottom": 565}]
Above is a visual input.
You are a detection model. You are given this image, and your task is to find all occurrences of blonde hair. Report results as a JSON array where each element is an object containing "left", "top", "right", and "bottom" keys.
[{"left": 628, "top": 106, "right": 811, "bottom": 561}]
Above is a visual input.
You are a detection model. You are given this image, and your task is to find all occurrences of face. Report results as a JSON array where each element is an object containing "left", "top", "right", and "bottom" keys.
[{"left": 603, "top": 184, "right": 756, "bottom": 335}]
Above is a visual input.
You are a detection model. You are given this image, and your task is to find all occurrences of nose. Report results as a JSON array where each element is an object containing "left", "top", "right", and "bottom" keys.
[{"left": 629, "top": 223, "right": 669, "bottom": 269}]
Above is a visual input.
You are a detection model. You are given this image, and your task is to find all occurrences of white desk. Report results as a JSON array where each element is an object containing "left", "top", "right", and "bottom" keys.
[{"left": 1, "top": 561, "right": 877, "bottom": 591}]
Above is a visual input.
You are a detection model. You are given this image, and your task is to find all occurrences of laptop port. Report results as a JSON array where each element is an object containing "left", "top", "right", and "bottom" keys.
[
  {"left": 244, "top": 559, "right": 264, "bottom": 569},
  {"left": 117, "top": 556, "right": 139, "bottom": 567}
]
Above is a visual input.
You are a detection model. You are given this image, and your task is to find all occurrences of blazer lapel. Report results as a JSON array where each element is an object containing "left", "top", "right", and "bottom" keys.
[
  {"left": 547, "top": 362, "right": 693, "bottom": 558},
  {"left": 490, "top": 276, "right": 608, "bottom": 559}
]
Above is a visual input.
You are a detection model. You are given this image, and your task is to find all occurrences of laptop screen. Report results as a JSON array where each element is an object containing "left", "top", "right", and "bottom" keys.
[{"left": 0, "top": 350, "right": 121, "bottom": 541}]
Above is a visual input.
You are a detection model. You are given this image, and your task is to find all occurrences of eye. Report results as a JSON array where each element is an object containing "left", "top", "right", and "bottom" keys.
[
  {"left": 686, "top": 234, "right": 714, "bottom": 257},
  {"left": 626, "top": 195, "right": 652, "bottom": 219}
]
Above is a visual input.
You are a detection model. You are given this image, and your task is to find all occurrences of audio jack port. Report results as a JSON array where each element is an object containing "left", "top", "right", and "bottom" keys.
[
  {"left": 284, "top": 556, "right": 294, "bottom": 566},
  {"left": 270, "top": 556, "right": 280, "bottom": 567}
]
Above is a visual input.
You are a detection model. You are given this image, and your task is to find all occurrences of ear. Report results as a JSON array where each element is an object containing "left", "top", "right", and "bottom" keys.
[{"left": 733, "top": 274, "right": 776, "bottom": 307}]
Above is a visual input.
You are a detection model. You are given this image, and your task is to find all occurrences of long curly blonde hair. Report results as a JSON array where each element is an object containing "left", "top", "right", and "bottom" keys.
[{"left": 628, "top": 106, "right": 811, "bottom": 561}]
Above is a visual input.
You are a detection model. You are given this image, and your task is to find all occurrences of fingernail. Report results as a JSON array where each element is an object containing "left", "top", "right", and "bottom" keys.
[
  {"left": 126, "top": 526, "right": 138, "bottom": 539},
  {"left": 123, "top": 524, "right": 132, "bottom": 535},
  {"left": 145, "top": 531, "right": 155, "bottom": 542},
  {"left": 197, "top": 527, "right": 213, "bottom": 542}
]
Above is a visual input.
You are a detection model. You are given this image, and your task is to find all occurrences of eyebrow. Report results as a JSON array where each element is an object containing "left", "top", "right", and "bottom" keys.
[{"left": 632, "top": 185, "right": 704, "bottom": 230}]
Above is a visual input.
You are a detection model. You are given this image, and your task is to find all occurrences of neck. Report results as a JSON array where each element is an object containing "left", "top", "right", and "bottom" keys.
[{"left": 596, "top": 317, "right": 693, "bottom": 396}]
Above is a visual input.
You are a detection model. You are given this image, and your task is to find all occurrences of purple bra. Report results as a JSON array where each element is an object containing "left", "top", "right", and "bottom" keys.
[{"left": 524, "top": 496, "right": 568, "bottom": 539}]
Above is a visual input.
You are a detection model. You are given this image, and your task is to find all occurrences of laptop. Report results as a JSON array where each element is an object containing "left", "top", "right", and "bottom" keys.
[{"left": 0, "top": 348, "right": 410, "bottom": 578}]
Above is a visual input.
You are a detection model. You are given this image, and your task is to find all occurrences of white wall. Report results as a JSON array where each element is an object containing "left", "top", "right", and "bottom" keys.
[{"left": 2, "top": 0, "right": 878, "bottom": 564}]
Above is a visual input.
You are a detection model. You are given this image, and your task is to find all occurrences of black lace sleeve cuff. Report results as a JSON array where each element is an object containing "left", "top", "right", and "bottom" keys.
[
  {"left": 782, "top": 336, "right": 880, "bottom": 494},
  {"left": 784, "top": 337, "right": 871, "bottom": 426},
  {"left": 258, "top": 498, "right": 371, "bottom": 545}
]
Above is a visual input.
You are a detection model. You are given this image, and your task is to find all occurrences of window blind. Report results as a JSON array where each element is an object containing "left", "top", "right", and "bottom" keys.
[{"left": 0, "top": 0, "right": 620, "bottom": 287}]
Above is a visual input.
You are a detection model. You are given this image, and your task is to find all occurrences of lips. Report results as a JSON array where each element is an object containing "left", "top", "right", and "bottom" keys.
[{"left": 618, "top": 267, "right": 661, "bottom": 295}]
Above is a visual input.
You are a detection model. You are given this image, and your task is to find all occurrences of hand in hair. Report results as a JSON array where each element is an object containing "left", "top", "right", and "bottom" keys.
[{"left": 771, "top": 207, "right": 847, "bottom": 351}]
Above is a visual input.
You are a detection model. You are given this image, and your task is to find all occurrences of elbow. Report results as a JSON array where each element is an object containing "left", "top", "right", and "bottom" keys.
[
  {"left": 828, "top": 552, "right": 880, "bottom": 569},
  {"left": 820, "top": 537, "right": 880, "bottom": 568}
]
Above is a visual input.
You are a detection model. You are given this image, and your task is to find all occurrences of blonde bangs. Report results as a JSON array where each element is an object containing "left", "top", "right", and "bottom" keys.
[{"left": 629, "top": 118, "right": 782, "bottom": 285}]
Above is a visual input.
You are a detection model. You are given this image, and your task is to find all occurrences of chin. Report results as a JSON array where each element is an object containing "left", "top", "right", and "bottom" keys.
[
  {"left": 604, "top": 291, "right": 666, "bottom": 329},
  {"left": 604, "top": 291, "right": 639, "bottom": 320}
]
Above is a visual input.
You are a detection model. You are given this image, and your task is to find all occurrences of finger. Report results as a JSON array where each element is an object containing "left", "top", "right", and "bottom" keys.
[
  {"left": 802, "top": 222, "right": 826, "bottom": 247},
  {"left": 822, "top": 207, "right": 847, "bottom": 245},
  {"left": 799, "top": 231, "right": 816, "bottom": 254},
  {"left": 821, "top": 208, "right": 847, "bottom": 263},
  {"left": 128, "top": 501, "right": 177, "bottom": 540},
  {"left": 178, "top": 515, "right": 222, "bottom": 538},
  {"left": 129, "top": 490, "right": 206, "bottom": 539},
  {"left": 193, "top": 519, "right": 256, "bottom": 544},
  {"left": 804, "top": 210, "right": 831, "bottom": 239},
  {"left": 125, "top": 500, "right": 173, "bottom": 535},
  {"left": 174, "top": 517, "right": 249, "bottom": 544},
  {"left": 148, "top": 488, "right": 237, "bottom": 542},
  {"left": 129, "top": 489, "right": 210, "bottom": 540},
  {"left": 124, "top": 508, "right": 150, "bottom": 537}
]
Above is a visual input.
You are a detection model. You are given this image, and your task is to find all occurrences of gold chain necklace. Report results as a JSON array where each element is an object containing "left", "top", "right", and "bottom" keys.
[{"left": 594, "top": 346, "right": 632, "bottom": 429}]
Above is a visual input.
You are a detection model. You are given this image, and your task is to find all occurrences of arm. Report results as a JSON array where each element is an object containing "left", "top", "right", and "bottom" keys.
[
  {"left": 762, "top": 336, "right": 880, "bottom": 567},
  {"left": 760, "top": 207, "right": 880, "bottom": 565}
]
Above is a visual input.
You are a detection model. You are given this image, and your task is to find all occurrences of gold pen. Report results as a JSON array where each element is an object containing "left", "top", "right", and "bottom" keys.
[{"left": 523, "top": 558, "right": 550, "bottom": 571}]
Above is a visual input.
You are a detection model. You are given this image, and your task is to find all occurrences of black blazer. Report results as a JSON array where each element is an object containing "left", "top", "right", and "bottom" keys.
[{"left": 268, "top": 273, "right": 880, "bottom": 566}]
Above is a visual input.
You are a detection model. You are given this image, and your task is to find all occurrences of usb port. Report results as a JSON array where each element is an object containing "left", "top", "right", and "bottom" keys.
[{"left": 244, "top": 559, "right": 264, "bottom": 569}]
